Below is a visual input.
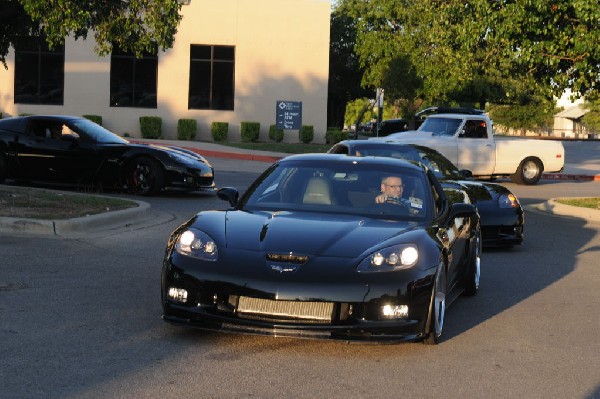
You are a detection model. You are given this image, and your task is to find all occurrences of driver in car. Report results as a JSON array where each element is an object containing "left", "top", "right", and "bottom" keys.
[{"left": 376, "top": 176, "right": 409, "bottom": 206}]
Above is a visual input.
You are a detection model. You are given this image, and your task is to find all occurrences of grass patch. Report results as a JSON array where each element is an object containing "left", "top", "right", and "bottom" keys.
[
  {"left": 556, "top": 197, "right": 600, "bottom": 210},
  {"left": 219, "top": 142, "right": 331, "bottom": 154},
  {"left": 0, "top": 187, "right": 137, "bottom": 219}
]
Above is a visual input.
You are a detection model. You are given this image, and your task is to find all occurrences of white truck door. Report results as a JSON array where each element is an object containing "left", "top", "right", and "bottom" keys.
[{"left": 456, "top": 119, "right": 496, "bottom": 175}]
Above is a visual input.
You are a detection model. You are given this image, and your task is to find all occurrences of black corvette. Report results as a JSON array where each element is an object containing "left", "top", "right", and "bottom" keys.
[
  {"left": 162, "top": 154, "right": 481, "bottom": 344},
  {"left": 0, "top": 115, "right": 214, "bottom": 195},
  {"left": 329, "top": 140, "right": 524, "bottom": 247}
]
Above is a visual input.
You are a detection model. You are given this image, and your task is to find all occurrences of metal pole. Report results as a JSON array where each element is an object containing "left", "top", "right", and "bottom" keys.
[{"left": 376, "top": 88, "right": 384, "bottom": 137}]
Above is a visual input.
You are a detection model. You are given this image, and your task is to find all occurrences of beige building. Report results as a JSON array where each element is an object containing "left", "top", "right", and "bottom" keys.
[{"left": 0, "top": 0, "right": 331, "bottom": 142}]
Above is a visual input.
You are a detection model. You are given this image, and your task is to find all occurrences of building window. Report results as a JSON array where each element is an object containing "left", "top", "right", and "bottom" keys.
[
  {"left": 110, "top": 45, "right": 158, "bottom": 108},
  {"left": 14, "top": 38, "right": 64, "bottom": 105},
  {"left": 189, "top": 45, "right": 235, "bottom": 110}
]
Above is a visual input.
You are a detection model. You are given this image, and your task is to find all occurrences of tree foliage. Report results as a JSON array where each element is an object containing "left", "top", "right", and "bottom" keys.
[
  {"left": 582, "top": 97, "right": 600, "bottom": 133},
  {"left": 336, "top": 0, "right": 600, "bottom": 107},
  {"left": 327, "top": 8, "right": 372, "bottom": 128},
  {"left": 0, "top": 0, "right": 183, "bottom": 67}
]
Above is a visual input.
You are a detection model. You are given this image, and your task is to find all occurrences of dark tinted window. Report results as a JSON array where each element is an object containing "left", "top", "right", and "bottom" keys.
[
  {"left": 189, "top": 45, "right": 235, "bottom": 110},
  {"left": 14, "top": 38, "right": 64, "bottom": 105},
  {"left": 110, "top": 45, "right": 158, "bottom": 108}
]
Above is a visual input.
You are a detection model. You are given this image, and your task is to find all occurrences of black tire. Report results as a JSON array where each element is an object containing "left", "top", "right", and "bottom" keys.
[
  {"left": 510, "top": 157, "right": 543, "bottom": 185},
  {"left": 463, "top": 226, "right": 481, "bottom": 296},
  {"left": 125, "top": 157, "right": 164, "bottom": 195},
  {"left": 0, "top": 154, "right": 6, "bottom": 183},
  {"left": 423, "top": 263, "right": 447, "bottom": 345}
]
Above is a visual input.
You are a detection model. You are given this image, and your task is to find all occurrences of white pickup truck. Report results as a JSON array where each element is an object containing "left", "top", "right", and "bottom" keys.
[{"left": 374, "top": 113, "right": 565, "bottom": 185}]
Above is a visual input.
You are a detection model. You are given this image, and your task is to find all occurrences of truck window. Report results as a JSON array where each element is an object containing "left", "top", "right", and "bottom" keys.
[{"left": 461, "top": 120, "right": 488, "bottom": 139}]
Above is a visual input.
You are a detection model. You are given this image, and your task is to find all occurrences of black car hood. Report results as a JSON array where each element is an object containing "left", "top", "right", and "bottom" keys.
[
  {"left": 443, "top": 179, "right": 507, "bottom": 202},
  {"left": 223, "top": 210, "right": 416, "bottom": 258},
  {"left": 129, "top": 142, "right": 208, "bottom": 163}
]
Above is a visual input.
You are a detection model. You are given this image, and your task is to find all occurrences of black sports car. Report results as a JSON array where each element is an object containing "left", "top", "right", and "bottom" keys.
[
  {"left": 162, "top": 154, "right": 481, "bottom": 344},
  {"left": 0, "top": 115, "right": 214, "bottom": 195},
  {"left": 328, "top": 140, "right": 524, "bottom": 247}
]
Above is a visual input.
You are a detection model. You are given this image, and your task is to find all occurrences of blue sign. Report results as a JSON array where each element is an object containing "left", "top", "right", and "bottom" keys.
[{"left": 276, "top": 101, "right": 302, "bottom": 130}]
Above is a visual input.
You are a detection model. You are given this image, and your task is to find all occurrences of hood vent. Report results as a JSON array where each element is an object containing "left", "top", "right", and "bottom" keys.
[{"left": 266, "top": 253, "right": 308, "bottom": 264}]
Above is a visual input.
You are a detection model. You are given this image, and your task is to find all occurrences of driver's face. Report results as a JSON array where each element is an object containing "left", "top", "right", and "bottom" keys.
[{"left": 381, "top": 176, "right": 404, "bottom": 198}]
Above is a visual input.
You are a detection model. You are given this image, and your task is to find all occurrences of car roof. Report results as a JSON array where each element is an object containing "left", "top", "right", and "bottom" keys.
[
  {"left": 425, "top": 113, "right": 490, "bottom": 120},
  {"left": 280, "top": 153, "right": 424, "bottom": 173},
  {"left": 335, "top": 140, "right": 437, "bottom": 153}
]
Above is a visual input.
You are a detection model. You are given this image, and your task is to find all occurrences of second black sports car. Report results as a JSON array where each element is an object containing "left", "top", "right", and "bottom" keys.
[
  {"left": 0, "top": 115, "right": 214, "bottom": 195},
  {"left": 329, "top": 140, "right": 524, "bottom": 247}
]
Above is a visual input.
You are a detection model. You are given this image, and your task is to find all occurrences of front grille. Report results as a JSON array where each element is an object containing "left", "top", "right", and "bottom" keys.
[{"left": 236, "top": 296, "right": 334, "bottom": 323}]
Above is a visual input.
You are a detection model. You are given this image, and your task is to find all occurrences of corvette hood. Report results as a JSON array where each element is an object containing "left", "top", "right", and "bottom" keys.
[
  {"left": 443, "top": 180, "right": 497, "bottom": 202},
  {"left": 223, "top": 210, "right": 417, "bottom": 258},
  {"left": 129, "top": 142, "right": 209, "bottom": 164}
]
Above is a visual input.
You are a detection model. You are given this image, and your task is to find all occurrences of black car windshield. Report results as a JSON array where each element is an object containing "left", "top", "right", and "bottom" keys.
[
  {"left": 70, "top": 119, "right": 129, "bottom": 144},
  {"left": 418, "top": 117, "right": 462, "bottom": 136},
  {"left": 239, "top": 160, "right": 433, "bottom": 221}
]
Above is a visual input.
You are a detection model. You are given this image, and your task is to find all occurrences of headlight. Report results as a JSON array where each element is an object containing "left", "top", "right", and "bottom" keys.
[
  {"left": 499, "top": 193, "right": 520, "bottom": 208},
  {"left": 357, "top": 244, "right": 419, "bottom": 272},
  {"left": 175, "top": 228, "right": 218, "bottom": 261}
]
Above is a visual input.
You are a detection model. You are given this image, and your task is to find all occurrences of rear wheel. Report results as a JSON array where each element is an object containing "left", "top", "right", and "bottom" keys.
[
  {"left": 424, "top": 264, "right": 446, "bottom": 345},
  {"left": 463, "top": 226, "right": 481, "bottom": 296},
  {"left": 510, "top": 157, "right": 543, "bottom": 185},
  {"left": 125, "top": 157, "right": 164, "bottom": 195}
]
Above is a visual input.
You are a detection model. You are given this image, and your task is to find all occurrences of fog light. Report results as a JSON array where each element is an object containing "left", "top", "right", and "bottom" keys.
[
  {"left": 168, "top": 287, "right": 188, "bottom": 303},
  {"left": 381, "top": 304, "right": 409, "bottom": 319}
]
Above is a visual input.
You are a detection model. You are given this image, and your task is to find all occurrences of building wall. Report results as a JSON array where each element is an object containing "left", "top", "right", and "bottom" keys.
[{"left": 0, "top": 0, "right": 330, "bottom": 142}]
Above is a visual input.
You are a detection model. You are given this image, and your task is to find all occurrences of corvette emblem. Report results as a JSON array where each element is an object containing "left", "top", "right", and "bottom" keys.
[
  {"left": 269, "top": 264, "right": 298, "bottom": 273},
  {"left": 266, "top": 253, "right": 307, "bottom": 273}
]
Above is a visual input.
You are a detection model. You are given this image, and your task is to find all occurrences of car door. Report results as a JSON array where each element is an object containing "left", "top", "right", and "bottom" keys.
[
  {"left": 456, "top": 119, "right": 496, "bottom": 175},
  {"left": 9, "top": 123, "right": 68, "bottom": 181},
  {"left": 442, "top": 187, "right": 471, "bottom": 291}
]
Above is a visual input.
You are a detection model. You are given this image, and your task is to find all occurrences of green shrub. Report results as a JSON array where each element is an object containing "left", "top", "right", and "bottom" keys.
[
  {"left": 123, "top": 133, "right": 131, "bottom": 138},
  {"left": 211, "top": 122, "right": 229, "bottom": 142},
  {"left": 299, "top": 125, "right": 314, "bottom": 144},
  {"left": 241, "top": 121, "right": 260, "bottom": 142},
  {"left": 139, "top": 116, "right": 162, "bottom": 139},
  {"left": 268, "top": 124, "right": 284, "bottom": 142},
  {"left": 177, "top": 119, "right": 197, "bottom": 141},
  {"left": 83, "top": 114, "right": 102, "bottom": 126},
  {"left": 326, "top": 127, "right": 347, "bottom": 144}
]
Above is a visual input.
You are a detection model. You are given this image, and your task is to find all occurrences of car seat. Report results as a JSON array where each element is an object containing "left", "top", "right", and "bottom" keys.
[{"left": 302, "top": 177, "right": 334, "bottom": 205}]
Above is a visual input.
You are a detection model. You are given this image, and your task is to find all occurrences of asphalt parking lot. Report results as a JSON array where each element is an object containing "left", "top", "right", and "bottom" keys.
[{"left": 1, "top": 140, "right": 599, "bottom": 398}]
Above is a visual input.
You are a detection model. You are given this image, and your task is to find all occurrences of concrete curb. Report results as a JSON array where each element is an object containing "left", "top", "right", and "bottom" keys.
[
  {"left": 542, "top": 173, "right": 600, "bottom": 182},
  {"left": 0, "top": 198, "right": 151, "bottom": 236},
  {"left": 530, "top": 198, "right": 600, "bottom": 222}
]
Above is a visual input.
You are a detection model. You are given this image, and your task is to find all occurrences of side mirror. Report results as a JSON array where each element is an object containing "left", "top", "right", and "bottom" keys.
[
  {"left": 217, "top": 187, "right": 239, "bottom": 207},
  {"left": 459, "top": 169, "right": 473, "bottom": 178},
  {"left": 445, "top": 203, "right": 477, "bottom": 225}
]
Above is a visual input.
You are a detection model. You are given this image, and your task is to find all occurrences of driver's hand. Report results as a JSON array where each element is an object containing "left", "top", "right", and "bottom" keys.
[{"left": 375, "top": 194, "right": 387, "bottom": 204}]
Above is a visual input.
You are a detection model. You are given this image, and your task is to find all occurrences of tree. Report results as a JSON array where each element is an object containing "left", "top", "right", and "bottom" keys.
[
  {"left": 0, "top": 0, "right": 183, "bottom": 67},
  {"left": 582, "top": 94, "right": 600, "bottom": 133},
  {"left": 336, "top": 0, "right": 600, "bottom": 106},
  {"left": 327, "top": 8, "right": 371, "bottom": 129}
]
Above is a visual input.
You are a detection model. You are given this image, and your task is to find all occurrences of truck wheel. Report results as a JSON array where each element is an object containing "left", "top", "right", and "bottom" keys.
[{"left": 511, "top": 157, "right": 543, "bottom": 185}]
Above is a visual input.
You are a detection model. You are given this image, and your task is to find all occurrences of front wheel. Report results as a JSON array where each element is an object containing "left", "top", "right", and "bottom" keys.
[
  {"left": 510, "top": 157, "right": 543, "bottom": 185},
  {"left": 423, "top": 264, "right": 447, "bottom": 345},
  {"left": 125, "top": 157, "right": 164, "bottom": 195}
]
